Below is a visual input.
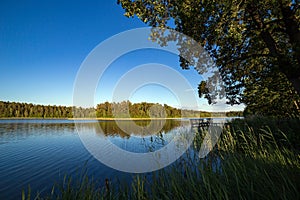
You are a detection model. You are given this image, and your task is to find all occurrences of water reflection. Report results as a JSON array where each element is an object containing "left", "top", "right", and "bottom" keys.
[
  {"left": 0, "top": 122, "right": 76, "bottom": 144},
  {"left": 73, "top": 119, "right": 196, "bottom": 173},
  {"left": 0, "top": 119, "right": 185, "bottom": 138},
  {"left": 96, "top": 119, "right": 184, "bottom": 137},
  {"left": 0, "top": 119, "right": 198, "bottom": 157},
  {"left": 0, "top": 119, "right": 225, "bottom": 199},
  {"left": 73, "top": 120, "right": 189, "bottom": 153}
]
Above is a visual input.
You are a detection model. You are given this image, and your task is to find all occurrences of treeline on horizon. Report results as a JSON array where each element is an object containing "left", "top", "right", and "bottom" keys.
[{"left": 0, "top": 101, "right": 243, "bottom": 118}]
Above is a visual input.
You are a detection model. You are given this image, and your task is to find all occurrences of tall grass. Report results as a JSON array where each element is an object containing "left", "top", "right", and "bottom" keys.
[{"left": 23, "top": 118, "right": 300, "bottom": 200}]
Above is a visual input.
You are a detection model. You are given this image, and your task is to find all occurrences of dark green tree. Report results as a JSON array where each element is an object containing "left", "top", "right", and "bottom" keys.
[{"left": 118, "top": 0, "right": 300, "bottom": 116}]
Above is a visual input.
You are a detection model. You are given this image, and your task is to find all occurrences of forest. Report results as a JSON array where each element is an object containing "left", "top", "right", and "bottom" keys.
[{"left": 0, "top": 100, "right": 242, "bottom": 118}]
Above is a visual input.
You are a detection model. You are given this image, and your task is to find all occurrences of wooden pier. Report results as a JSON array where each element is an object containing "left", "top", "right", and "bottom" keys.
[
  {"left": 189, "top": 118, "right": 227, "bottom": 128},
  {"left": 189, "top": 118, "right": 212, "bottom": 127}
]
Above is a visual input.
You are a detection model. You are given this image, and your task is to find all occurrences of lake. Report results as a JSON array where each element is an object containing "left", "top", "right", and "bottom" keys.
[{"left": 0, "top": 119, "right": 200, "bottom": 199}]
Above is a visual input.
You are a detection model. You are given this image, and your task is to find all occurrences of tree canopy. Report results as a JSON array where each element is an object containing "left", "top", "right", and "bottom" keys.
[{"left": 118, "top": 0, "right": 300, "bottom": 116}]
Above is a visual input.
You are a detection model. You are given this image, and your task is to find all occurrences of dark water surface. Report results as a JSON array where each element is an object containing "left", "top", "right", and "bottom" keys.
[{"left": 0, "top": 119, "right": 187, "bottom": 199}]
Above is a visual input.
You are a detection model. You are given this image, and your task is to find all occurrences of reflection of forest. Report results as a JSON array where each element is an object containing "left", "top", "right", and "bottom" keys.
[
  {"left": 95, "top": 120, "right": 185, "bottom": 137},
  {"left": 0, "top": 122, "right": 76, "bottom": 138},
  {"left": 0, "top": 120, "right": 187, "bottom": 138}
]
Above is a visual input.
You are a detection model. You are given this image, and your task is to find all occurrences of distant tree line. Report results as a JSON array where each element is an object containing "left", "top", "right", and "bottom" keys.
[
  {"left": 95, "top": 101, "right": 210, "bottom": 118},
  {"left": 0, "top": 101, "right": 242, "bottom": 118},
  {"left": 0, "top": 101, "right": 74, "bottom": 118}
]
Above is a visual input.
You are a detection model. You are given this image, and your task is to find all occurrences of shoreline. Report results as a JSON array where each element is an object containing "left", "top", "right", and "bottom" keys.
[
  {"left": 0, "top": 117, "right": 184, "bottom": 121},
  {"left": 70, "top": 117, "right": 185, "bottom": 121},
  {"left": 0, "top": 116, "right": 233, "bottom": 121}
]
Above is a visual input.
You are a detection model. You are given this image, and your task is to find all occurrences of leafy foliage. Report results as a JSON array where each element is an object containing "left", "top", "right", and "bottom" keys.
[
  {"left": 243, "top": 71, "right": 300, "bottom": 116},
  {"left": 118, "top": 0, "right": 300, "bottom": 116}
]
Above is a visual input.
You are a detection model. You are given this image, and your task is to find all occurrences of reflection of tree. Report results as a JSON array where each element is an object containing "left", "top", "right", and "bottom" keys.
[{"left": 94, "top": 120, "right": 183, "bottom": 138}]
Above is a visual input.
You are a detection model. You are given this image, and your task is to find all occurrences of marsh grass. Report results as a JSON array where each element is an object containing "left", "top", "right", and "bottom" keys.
[{"left": 23, "top": 118, "right": 300, "bottom": 200}]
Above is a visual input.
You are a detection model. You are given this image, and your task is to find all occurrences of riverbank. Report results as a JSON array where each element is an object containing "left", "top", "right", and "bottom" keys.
[
  {"left": 70, "top": 117, "right": 184, "bottom": 120},
  {"left": 0, "top": 117, "right": 233, "bottom": 121},
  {"left": 0, "top": 117, "right": 184, "bottom": 121}
]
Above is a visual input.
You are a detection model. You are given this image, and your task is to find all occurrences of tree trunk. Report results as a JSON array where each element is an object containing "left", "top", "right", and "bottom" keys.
[
  {"left": 250, "top": 3, "right": 300, "bottom": 96},
  {"left": 289, "top": 76, "right": 300, "bottom": 96},
  {"left": 281, "top": 4, "right": 300, "bottom": 66},
  {"left": 280, "top": 4, "right": 300, "bottom": 95}
]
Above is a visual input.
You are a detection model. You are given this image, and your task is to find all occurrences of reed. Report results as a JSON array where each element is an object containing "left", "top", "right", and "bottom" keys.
[{"left": 23, "top": 118, "right": 300, "bottom": 200}]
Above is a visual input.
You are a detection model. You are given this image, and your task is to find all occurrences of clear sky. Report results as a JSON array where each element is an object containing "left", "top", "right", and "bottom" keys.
[{"left": 0, "top": 0, "right": 244, "bottom": 111}]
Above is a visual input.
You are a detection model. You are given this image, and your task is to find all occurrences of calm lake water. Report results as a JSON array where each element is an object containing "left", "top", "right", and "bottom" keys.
[{"left": 0, "top": 119, "right": 194, "bottom": 199}]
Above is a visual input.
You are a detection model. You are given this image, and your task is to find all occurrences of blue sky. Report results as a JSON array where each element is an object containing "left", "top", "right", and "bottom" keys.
[{"left": 0, "top": 0, "right": 244, "bottom": 111}]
